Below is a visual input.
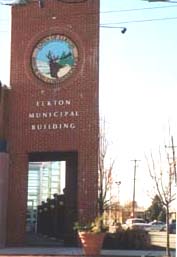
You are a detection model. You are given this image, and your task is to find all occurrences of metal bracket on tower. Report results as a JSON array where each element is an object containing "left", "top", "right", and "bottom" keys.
[{"left": 39, "top": 0, "right": 44, "bottom": 8}]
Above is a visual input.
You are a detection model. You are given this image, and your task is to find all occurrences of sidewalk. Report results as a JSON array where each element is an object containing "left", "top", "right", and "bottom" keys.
[{"left": 0, "top": 247, "right": 175, "bottom": 257}]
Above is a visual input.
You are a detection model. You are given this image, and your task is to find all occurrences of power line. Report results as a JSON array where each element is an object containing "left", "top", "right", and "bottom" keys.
[
  {"left": 101, "top": 16, "right": 177, "bottom": 25},
  {"left": 101, "top": 4, "right": 177, "bottom": 14}
]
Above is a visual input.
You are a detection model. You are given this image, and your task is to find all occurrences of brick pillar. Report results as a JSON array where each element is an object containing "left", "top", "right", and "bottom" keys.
[
  {"left": 0, "top": 152, "right": 9, "bottom": 248},
  {"left": 6, "top": 153, "right": 28, "bottom": 246}
]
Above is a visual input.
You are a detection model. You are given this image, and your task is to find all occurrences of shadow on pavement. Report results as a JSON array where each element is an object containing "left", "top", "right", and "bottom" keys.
[{"left": 26, "top": 232, "right": 64, "bottom": 247}]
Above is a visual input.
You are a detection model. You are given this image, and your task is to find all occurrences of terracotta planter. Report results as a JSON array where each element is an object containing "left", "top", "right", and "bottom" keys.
[{"left": 78, "top": 231, "right": 105, "bottom": 256}]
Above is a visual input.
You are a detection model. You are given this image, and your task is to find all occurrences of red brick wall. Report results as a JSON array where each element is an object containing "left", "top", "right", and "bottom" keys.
[
  {"left": 7, "top": 0, "right": 99, "bottom": 245},
  {"left": 0, "top": 153, "right": 9, "bottom": 247},
  {"left": 0, "top": 85, "right": 9, "bottom": 140}
]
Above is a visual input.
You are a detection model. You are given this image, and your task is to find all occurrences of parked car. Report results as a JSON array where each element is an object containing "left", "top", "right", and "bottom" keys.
[
  {"left": 148, "top": 220, "right": 166, "bottom": 231},
  {"left": 163, "top": 221, "right": 176, "bottom": 234},
  {"left": 124, "top": 218, "right": 151, "bottom": 231}
]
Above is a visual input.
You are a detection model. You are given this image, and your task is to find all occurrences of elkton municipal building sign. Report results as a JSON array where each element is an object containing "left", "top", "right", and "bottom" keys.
[{"left": 29, "top": 99, "right": 79, "bottom": 131}]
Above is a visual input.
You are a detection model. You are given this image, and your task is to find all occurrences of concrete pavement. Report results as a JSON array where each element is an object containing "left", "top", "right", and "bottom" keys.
[{"left": 0, "top": 247, "right": 175, "bottom": 257}]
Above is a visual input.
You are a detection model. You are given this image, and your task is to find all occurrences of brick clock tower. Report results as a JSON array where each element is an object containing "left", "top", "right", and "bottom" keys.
[{"left": 2, "top": 0, "right": 100, "bottom": 246}]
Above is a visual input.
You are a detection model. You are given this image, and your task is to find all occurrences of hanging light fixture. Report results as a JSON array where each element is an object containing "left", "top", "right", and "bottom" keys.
[{"left": 100, "top": 25, "right": 127, "bottom": 34}]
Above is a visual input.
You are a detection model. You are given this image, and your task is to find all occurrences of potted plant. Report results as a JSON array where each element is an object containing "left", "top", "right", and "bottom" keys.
[{"left": 74, "top": 216, "right": 107, "bottom": 256}]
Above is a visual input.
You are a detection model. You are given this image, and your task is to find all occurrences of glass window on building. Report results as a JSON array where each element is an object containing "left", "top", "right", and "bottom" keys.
[{"left": 26, "top": 161, "right": 66, "bottom": 232}]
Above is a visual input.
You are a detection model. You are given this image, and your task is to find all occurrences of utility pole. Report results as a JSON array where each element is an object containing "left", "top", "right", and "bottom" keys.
[
  {"left": 115, "top": 181, "right": 121, "bottom": 222},
  {"left": 115, "top": 181, "right": 121, "bottom": 204},
  {"left": 131, "top": 159, "right": 140, "bottom": 218},
  {"left": 165, "top": 136, "right": 177, "bottom": 185}
]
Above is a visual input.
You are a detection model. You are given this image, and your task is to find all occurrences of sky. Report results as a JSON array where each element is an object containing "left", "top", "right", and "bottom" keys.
[
  {"left": 0, "top": 0, "right": 177, "bottom": 208},
  {"left": 99, "top": 0, "right": 177, "bottom": 208}
]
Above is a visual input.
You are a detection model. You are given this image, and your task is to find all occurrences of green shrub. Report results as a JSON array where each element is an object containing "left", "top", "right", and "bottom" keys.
[{"left": 103, "top": 230, "right": 151, "bottom": 250}]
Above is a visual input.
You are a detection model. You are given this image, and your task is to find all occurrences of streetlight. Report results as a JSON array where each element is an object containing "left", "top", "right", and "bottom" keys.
[{"left": 100, "top": 25, "right": 127, "bottom": 34}]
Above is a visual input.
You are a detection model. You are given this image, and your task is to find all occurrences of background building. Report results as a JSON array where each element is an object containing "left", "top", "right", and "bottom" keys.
[{"left": 26, "top": 161, "right": 65, "bottom": 232}]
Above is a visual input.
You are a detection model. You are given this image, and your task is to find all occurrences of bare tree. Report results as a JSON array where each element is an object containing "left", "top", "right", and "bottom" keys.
[
  {"left": 98, "top": 119, "right": 115, "bottom": 221},
  {"left": 146, "top": 146, "right": 176, "bottom": 257}
]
